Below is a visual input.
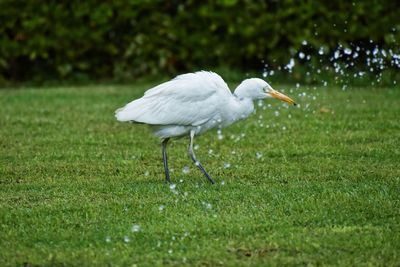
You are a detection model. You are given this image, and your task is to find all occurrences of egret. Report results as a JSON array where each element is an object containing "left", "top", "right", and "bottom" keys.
[{"left": 115, "top": 71, "right": 296, "bottom": 184}]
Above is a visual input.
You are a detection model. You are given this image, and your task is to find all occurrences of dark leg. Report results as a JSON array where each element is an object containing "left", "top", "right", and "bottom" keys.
[
  {"left": 162, "top": 138, "right": 171, "bottom": 183},
  {"left": 188, "top": 130, "right": 215, "bottom": 184}
]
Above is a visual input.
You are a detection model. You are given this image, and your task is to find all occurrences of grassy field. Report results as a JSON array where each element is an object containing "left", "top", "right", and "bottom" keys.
[{"left": 1, "top": 81, "right": 399, "bottom": 266}]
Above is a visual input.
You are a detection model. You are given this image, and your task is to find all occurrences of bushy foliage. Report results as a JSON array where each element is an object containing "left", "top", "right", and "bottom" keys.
[{"left": 0, "top": 0, "right": 398, "bottom": 83}]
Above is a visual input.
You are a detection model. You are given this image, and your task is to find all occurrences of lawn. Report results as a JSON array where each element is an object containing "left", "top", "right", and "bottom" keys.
[{"left": 0, "top": 81, "right": 399, "bottom": 266}]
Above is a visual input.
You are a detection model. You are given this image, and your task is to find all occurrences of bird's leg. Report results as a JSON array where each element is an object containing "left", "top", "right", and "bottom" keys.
[
  {"left": 188, "top": 130, "right": 215, "bottom": 184},
  {"left": 162, "top": 138, "right": 171, "bottom": 183}
]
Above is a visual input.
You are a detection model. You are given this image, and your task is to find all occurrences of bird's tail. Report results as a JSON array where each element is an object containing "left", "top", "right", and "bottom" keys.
[
  {"left": 115, "top": 98, "right": 151, "bottom": 123},
  {"left": 115, "top": 104, "right": 139, "bottom": 122},
  {"left": 115, "top": 107, "right": 127, "bottom": 121}
]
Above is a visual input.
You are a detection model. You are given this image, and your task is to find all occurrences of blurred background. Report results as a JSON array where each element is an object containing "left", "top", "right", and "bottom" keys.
[{"left": 0, "top": 0, "right": 399, "bottom": 86}]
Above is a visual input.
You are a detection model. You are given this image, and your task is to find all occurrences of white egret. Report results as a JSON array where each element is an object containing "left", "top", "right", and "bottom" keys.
[{"left": 115, "top": 71, "right": 296, "bottom": 184}]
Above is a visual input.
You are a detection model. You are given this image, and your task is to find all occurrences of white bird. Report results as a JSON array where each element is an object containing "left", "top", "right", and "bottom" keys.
[{"left": 115, "top": 71, "right": 296, "bottom": 184}]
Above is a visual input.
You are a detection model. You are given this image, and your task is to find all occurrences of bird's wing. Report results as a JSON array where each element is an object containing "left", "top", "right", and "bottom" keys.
[{"left": 115, "top": 71, "right": 232, "bottom": 126}]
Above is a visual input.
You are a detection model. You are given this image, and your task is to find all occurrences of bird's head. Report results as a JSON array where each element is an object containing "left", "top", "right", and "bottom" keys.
[{"left": 234, "top": 78, "right": 296, "bottom": 105}]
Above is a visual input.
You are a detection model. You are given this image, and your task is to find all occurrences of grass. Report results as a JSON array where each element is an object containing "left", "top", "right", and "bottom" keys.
[{"left": 0, "top": 80, "right": 399, "bottom": 266}]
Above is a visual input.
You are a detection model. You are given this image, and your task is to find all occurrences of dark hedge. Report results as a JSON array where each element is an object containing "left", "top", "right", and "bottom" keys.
[{"left": 0, "top": 0, "right": 398, "bottom": 83}]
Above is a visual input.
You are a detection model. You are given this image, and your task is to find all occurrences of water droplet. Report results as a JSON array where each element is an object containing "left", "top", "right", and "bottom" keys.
[
  {"left": 169, "top": 183, "right": 176, "bottom": 190},
  {"left": 131, "top": 224, "right": 141, "bottom": 233},
  {"left": 299, "top": 52, "right": 305, "bottom": 59},
  {"left": 285, "top": 58, "right": 295, "bottom": 72},
  {"left": 344, "top": 48, "right": 352, "bottom": 55},
  {"left": 182, "top": 166, "right": 190, "bottom": 174},
  {"left": 334, "top": 50, "right": 340, "bottom": 59}
]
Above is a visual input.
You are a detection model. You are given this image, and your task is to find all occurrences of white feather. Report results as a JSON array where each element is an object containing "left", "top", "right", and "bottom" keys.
[{"left": 115, "top": 71, "right": 231, "bottom": 126}]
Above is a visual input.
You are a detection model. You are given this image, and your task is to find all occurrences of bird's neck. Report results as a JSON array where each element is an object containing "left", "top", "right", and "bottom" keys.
[{"left": 226, "top": 96, "right": 254, "bottom": 124}]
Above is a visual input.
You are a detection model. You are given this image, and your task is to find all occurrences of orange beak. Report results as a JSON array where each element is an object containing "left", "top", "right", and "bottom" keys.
[{"left": 268, "top": 89, "right": 297, "bottom": 106}]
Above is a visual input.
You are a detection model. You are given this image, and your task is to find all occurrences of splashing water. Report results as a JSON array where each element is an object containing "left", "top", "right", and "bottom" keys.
[
  {"left": 131, "top": 224, "right": 141, "bottom": 233},
  {"left": 169, "top": 183, "right": 176, "bottom": 190},
  {"left": 217, "top": 129, "right": 224, "bottom": 140},
  {"left": 285, "top": 58, "right": 295, "bottom": 72},
  {"left": 182, "top": 166, "right": 190, "bottom": 174}
]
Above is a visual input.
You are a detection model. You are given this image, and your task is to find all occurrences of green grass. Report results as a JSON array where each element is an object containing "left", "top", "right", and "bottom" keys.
[{"left": 1, "top": 81, "right": 399, "bottom": 266}]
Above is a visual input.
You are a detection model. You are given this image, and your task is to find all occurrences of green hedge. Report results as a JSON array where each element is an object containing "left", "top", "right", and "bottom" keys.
[{"left": 0, "top": 0, "right": 399, "bottom": 83}]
